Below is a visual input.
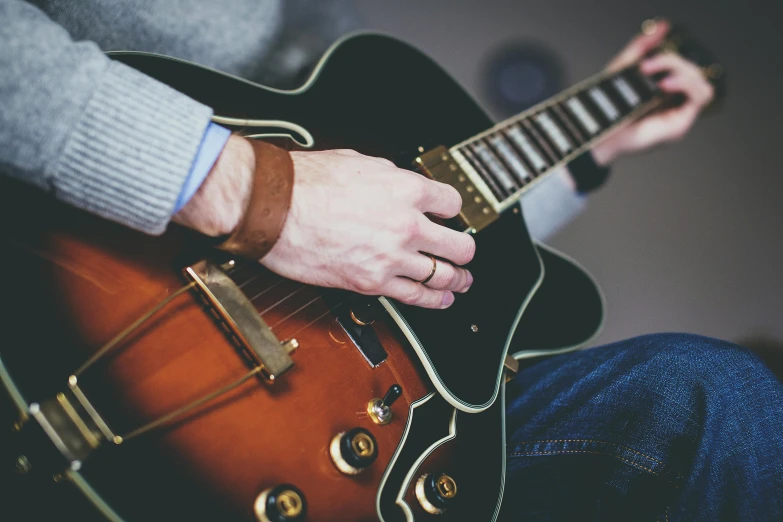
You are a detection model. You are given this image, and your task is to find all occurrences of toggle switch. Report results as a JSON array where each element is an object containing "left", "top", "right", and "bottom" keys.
[{"left": 367, "top": 384, "right": 402, "bottom": 425}]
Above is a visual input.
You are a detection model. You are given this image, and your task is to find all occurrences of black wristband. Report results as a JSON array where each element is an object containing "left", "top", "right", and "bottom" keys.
[{"left": 568, "top": 151, "right": 611, "bottom": 194}]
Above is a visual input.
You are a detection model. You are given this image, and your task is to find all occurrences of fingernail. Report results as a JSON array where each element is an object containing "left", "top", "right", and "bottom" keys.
[
  {"left": 441, "top": 292, "right": 455, "bottom": 308},
  {"left": 463, "top": 272, "right": 474, "bottom": 292}
]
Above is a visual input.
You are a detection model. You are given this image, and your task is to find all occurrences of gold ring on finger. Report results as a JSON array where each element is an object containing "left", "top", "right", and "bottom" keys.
[{"left": 417, "top": 254, "right": 437, "bottom": 285}]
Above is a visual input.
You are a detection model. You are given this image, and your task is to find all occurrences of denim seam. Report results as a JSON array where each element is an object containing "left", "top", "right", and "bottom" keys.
[
  {"left": 510, "top": 438, "right": 664, "bottom": 465},
  {"left": 508, "top": 449, "right": 660, "bottom": 475}
]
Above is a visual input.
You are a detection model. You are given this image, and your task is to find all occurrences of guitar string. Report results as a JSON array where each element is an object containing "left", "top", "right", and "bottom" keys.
[
  {"left": 257, "top": 285, "right": 306, "bottom": 316},
  {"left": 266, "top": 295, "right": 322, "bottom": 331},
  {"left": 248, "top": 279, "right": 284, "bottom": 301}
]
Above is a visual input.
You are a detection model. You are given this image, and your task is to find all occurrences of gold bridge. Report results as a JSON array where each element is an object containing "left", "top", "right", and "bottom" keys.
[
  {"left": 184, "top": 260, "right": 295, "bottom": 380},
  {"left": 11, "top": 260, "right": 298, "bottom": 471},
  {"left": 415, "top": 145, "right": 499, "bottom": 233}
]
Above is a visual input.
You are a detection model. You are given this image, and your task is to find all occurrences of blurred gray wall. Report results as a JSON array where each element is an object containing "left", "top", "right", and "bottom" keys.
[{"left": 356, "top": 0, "right": 783, "bottom": 347}]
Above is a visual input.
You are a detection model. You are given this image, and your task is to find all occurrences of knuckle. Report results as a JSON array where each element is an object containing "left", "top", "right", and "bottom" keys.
[
  {"left": 409, "top": 176, "right": 432, "bottom": 203},
  {"left": 400, "top": 287, "right": 424, "bottom": 306},
  {"left": 353, "top": 268, "right": 387, "bottom": 294},
  {"left": 443, "top": 184, "right": 463, "bottom": 215},
  {"left": 456, "top": 235, "right": 477, "bottom": 265},
  {"left": 400, "top": 216, "right": 422, "bottom": 242},
  {"left": 444, "top": 266, "right": 459, "bottom": 287}
]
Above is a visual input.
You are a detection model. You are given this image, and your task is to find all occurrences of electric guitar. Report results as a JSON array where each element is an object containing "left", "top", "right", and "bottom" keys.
[{"left": 0, "top": 23, "right": 724, "bottom": 522}]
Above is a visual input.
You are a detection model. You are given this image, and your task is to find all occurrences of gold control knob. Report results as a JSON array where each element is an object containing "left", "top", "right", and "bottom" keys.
[
  {"left": 329, "top": 427, "right": 378, "bottom": 475},
  {"left": 415, "top": 473, "right": 458, "bottom": 515},
  {"left": 254, "top": 484, "right": 306, "bottom": 522}
]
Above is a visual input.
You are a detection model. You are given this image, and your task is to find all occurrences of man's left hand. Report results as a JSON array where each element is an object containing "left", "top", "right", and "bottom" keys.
[{"left": 592, "top": 19, "right": 715, "bottom": 166}]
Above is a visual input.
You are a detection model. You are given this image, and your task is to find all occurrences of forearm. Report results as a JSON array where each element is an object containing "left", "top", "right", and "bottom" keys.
[{"left": 0, "top": 0, "right": 212, "bottom": 235}]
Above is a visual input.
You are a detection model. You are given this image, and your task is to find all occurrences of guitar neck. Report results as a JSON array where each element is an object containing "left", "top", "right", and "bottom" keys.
[{"left": 449, "top": 62, "right": 662, "bottom": 213}]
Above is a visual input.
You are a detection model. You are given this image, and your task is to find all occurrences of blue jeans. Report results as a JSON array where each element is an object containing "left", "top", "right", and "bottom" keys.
[{"left": 499, "top": 333, "right": 783, "bottom": 521}]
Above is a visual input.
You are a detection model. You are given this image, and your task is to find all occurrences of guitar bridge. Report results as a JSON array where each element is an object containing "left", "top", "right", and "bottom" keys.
[{"left": 184, "top": 260, "right": 295, "bottom": 380}]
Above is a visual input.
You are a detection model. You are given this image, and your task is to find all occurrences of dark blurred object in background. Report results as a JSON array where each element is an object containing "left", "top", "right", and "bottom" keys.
[
  {"left": 738, "top": 336, "right": 783, "bottom": 382},
  {"left": 481, "top": 39, "right": 566, "bottom": 118}
]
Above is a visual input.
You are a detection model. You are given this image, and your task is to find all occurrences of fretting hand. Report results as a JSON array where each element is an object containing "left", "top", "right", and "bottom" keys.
[{"left": 592, "top": 19, "right": 715, "bottom": 166}]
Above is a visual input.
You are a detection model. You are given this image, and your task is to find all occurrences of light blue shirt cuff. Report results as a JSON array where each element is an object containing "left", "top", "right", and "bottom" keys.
[{"left": 174, "top": 122, "right": 232, "bottom": 213}]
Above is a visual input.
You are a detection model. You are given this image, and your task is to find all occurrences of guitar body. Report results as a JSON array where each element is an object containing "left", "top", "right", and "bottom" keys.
[{"left": 0, "top": 34, "right": 603, "bottom": 521}]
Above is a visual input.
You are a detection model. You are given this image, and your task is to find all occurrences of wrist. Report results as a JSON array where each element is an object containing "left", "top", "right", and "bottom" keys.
[
  {"left": 568, "top": 150, "right": 612, "bottom": 194},
  {"left": 173, "top": 134, "right": 254, "bottom": 236},
  {"left": 591, "top": 140, "right": 621, "bottom": 167}
]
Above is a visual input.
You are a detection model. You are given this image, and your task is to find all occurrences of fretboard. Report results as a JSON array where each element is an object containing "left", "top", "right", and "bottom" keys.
[{"left": 450, "top": 64, "right": 661, "bottom": 211}]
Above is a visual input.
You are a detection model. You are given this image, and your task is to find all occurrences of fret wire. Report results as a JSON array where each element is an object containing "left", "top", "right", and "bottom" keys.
[
  {"left": 460, "top": 145, "right": 506, "bottom": 200},
  {"left": 577, "top": 90, "right": 612, "bottom": 129},
  {"left": 487, "top": 133, "right": 531, "bottom": 184},
  {"left": 612, "top": 75, "right": 642, "bottom": 108},
  {"left": 490, "top": 95, "right": 663, "bottom": 212},
  {"left": 551, "top": 103, "right": 586, "bottom": 146},
  {"left": 449, "top": 60, "right": 665, "bottom": 212},
  {"left": 588, "top": 85, "right": 621, "bottom": 122},
  {"left": 565, "top": 96, "right": 601, "bottom": 136},
  {"left": 471, "top": 141, "right": 520, "bottom": 194},
  {"left": 600, "top": 78, "right": 633, "bottom": 117},
  {"left": 523, "top": 117, "right": 561, "bottom": 162},
  {"left": 504, "top": 124, "right": 549, "bottom": 172},
  {"left": 534, "top": 110, "right": 573, "bottom": 156},
  {"left": 451, "top": 61, "right": 644, "bottom": 151}
]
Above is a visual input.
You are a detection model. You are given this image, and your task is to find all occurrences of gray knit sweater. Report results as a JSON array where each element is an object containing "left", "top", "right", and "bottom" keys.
[{"left": 0, "top": 0, "right": 583, "bottom": 239}]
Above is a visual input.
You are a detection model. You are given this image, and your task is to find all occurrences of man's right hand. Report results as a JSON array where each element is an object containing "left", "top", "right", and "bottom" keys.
[
  {"left": 175, "top": 139, "right": 475, "bottom": 309},
  {"left": 262, "top": 149, "right": 475, "bottom": 309}
]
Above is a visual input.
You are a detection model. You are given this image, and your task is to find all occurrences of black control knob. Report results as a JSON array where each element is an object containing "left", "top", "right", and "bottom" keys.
[
  {"left": 254, "top": 484, "right": 307, "bottom": 522},
  {"left": 329, "top": 427, "right": 378, "bottom": 475},
  {"left": 415, "top": 473, "right": 458, "bottom": 515},
  {"left": 381, "top": 384, "right": 403, "bottom": 408}
]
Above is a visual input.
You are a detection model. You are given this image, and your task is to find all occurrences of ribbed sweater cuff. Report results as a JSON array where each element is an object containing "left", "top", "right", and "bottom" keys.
[{"left": 51, "top": 60, "right": 213, "bottom": 235}]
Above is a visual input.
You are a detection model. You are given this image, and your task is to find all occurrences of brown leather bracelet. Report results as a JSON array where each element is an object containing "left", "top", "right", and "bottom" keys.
[{"left": 216, "top": 139, "right": 294, "bottom": 260}]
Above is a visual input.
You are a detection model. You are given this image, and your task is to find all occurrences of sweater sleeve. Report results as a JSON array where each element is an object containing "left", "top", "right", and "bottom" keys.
[
  {"left": 0, "top": 0, "right": 213, "bottom": 235},
  {"left": 520, "top": 167, "right": 587, "bottom": 241}
]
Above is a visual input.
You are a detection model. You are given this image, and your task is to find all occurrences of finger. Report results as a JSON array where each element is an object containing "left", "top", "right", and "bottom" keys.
[
  {"left": 415, "top": 218, "right": 476, "bottom": 266},
  {"left": 384, "top": 277, "right": 455, "bottom": 309},
  {"left": 640, "top": 52, "right": 701, "bottom": 78},
  {"left": 659, "top": 71, "right": 715, "bottom": 108},
  {"left": 416, "top": 178, "right": 463, "bottom": 219},
  {"left": 641, "top": 54, "right": 714, "bottom": 110},
  {"left": 606, "top": 19, "right": 671, "bottom": 72},
  {"left": 626, "top": 103, "right": 700, "bottom": 148},
  {"left": 401, "top": 254, "right": 473, "bottom": 293}
]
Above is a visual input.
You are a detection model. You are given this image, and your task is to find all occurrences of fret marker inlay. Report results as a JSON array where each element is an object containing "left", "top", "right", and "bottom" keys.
[
  {"left": 505, "top": 125, "right": 548, "bottom": 171},
  {"left": 488, "top": 135, "right": 530, "bottom": 181},
  {"left": 535, "top": 112, "right": 572, "bottom": 154},
  {"left": 472, "top": 142, "right": 517, "bottom": 192},
  {"left": 566, "top": 97, "right": 600, "bottom": 135},
  {"left": 589, "top": 87, "right": 620, "bottom": 121},
  {"left": 613, "top": 76, "right": 641, "bottom": 107}
]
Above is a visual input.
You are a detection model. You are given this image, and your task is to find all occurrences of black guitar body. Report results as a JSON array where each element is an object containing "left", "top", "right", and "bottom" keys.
[{"left": 104, "top": 33, "right": 603, "bottom": 521}]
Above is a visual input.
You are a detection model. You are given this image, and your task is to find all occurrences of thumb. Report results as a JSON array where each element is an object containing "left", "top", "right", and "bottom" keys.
[{"left": 606, "top": 18, "right": 671, "bottom": 72}]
